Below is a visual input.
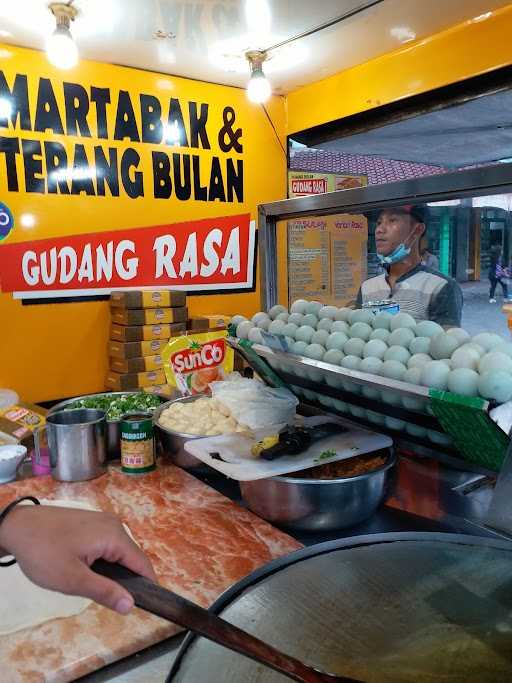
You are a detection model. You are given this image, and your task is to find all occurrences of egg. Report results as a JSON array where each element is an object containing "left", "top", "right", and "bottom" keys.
[
  {"left": 302, "top": 313, "right": 318, "bottom": 328},
  {"left": 360, "top": 356, "right": 384, "bottom": 375},
  {"left": 268, "top": 304, "right": 288, "bottom": 319},
  {"left": 349, "top": 322, "right": 373, "bottom": 341},
  {"left": 290, "top": 299, "right": 308, "bottom": 315},
  {"left": 384, "top": 345, "right": 411, "bottom": 365},
  {"left": 406, "top": 423, "right": 428, "bottom": 438},
  {"left": 478, "top": 371, "right": 512, "bottom": 403},
  {"left": 409, "top": 337, "right": 431, "bottom": 355},
  {"left": 311, "top": 329, "right": 330, "bottom": 346},
  {"left": 334, "top": 307, "right": 352, "bottom": 322},
  {"left": 318, "top": 305, "right": 338, "bottom": 320},
  {"left": 367, "top": 410, "right": 386, "bottom": 425},
  {"left": 388, "top": 327, "right": 415, "bottom": 348},
  {"left": 493, "top": 342, "right": 512, "bottom": 359},
  {"left": 256, "top": 317, "right": 271, "bottom": 331},
  {"left": 333, "top": 399, "right": 348, "bottom": 412},
  {"left": 362, "top": 386, "right": 381, "bottom": 400},
  {"left": 248, "top": 327, "right": 264, "bottom": 344},
  {"left": 317, "top": 318, "right": 333, "bottom": 333},
  {"left": 402, "top": 368, "right": 425, "bottom": 410},
  {"left": 421, "top": 360, "right": 450, "bottom": 390},
  {"left": 343, "top": 338, "right": 365, "bottom": 357},
  {"left": 252, "top": 311, "right": 270, "bottom": 326},
  {"left": 341, "top": 355, "right": 362, "bottom": 371},
  {"left": 369, "top": 328, "right": 391, "bottom": 343},
  {"left": 276, "top": 312, "right": 289, "bottom": 323},
  {"left": 288, "top": 312, "right": 305, "bottom": 327},
  {"left": 307, "top": 367, "right": 324, "bottom": 383},
  {"left": 381, "top": 390, "right": 402, "bottom": 406},
  {"left": 415, "top": 320, "right": 443, "bottom": 338},
  {"left": 459, "top": 342, "right": 485, "bottom": 357},
  {"left": 268, "top": 319, "right": 287, "bottom": 335},
  {"left": 428, "top": 430, "right": 453, "bottom": 446},
  {"left": 372, "top": 312, "right": 393, "bottom": 330},
  {"left": 363, "top": 339, "right": 388, "bottom": 360},
  {"left": 326, "top": 332, "right": 349, "bottom": 351},
  {"left": 236, "top": 320, "right": 254, "bottom": 339},
  {"left": 295, "top": 325, "right": 316, "bottom": 344},
  {"left": 390, "top": 312, "right": 416, "bottom": 331},
  {"left": 429, "top": 332, "right": 460, "bottom": 360},
  {"left": 407, "top": 353, "right": 432, "bottom": 369},
  {"left": 446, "top": 327, "right": 470, "bottom": 345},
  {"left": 349, "top": 404, "right": 366, "bottom": 419},
  {"left": 305, "top": 300, "right": 323, "bottom": 316},
  {"left": 291, "top": 385, "right": 303, "bottom": 397},
  {"left": 303, "top": 389, "right": 317, "bottom": 402},
  {"left": 472, "top": 332, "right": 505, "bottom": 352},
  {"left": 284, "top": 336, "right": 295, "bottom": 348},
  {"left": 318, "top": 394, "right": 334, "bottom": 408},
  {"left": 291, "top": 340, "right": 309, "bottom": 356},
  {"left": 304, "top": 343, "right": 325, "bottom": 361},
  {"left": 385, "top": 416, "right": 406, "bottom": 431},
  {"left": 349, "top": 309, "right": 375, "bottom": 325},
  {"left": 323, "top": 349, "right": 344, "bottom": 366},
  {"left": 230, "top": 315, "right": 247, "bottom": 327},
  {"left": 479, "top": 351, "right": 512, "bottom": 375},
  {"left": 331, "top": 320, "right": 350, "bottom": 334},
  {"left": 381, "top": 360, "right": 407, "bottom": 381},
  {"left": 281, "top": 322, "right": 299, "bottom": 339},
  {"left": 447, "top": 368, "right": 479, "bottom": 397},
  {"left": 450, "top": 347, "right": 480, "bottom": 370}
]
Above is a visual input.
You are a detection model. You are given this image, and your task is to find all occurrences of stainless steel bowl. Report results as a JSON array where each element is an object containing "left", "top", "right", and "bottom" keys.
[
  {"left": 153, "top": 395, "right": 209, "bottom": 471},
  {"left": 49, "top": 392, "right": 171, "bottom": 459},
  {"left": 240, "top": 451, "right": 396, "bottom": 532}
]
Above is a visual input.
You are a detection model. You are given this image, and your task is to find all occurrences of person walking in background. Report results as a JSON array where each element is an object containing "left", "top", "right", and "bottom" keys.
[
  {"left": 420, "top": 235, "right": 439, "bottom": 270},
  {"left": 488, "top": 244, "right": 511, "bottom": 303}
]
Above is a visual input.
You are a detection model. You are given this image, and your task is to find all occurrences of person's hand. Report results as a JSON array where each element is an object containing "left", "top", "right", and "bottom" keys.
[{"left": 0, "top": 504, "right": 156, "bottom": 614}]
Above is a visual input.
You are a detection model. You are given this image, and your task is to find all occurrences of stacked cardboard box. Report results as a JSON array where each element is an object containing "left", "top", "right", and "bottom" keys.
[{"left": 107, "top": 289, "right": 187, "bottom": 393}]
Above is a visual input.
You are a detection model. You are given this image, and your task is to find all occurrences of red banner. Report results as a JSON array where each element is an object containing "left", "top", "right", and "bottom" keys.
[
  {"left": 290, "top": 178, "right": 328, "bottom": 195},
  {"left": 0, "top": 214, "right": 255, "bottom": 298}
]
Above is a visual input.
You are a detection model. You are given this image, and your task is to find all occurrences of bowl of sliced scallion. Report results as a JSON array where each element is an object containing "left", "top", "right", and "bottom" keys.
[{"left": 49, "top": 391, "right": 173, "bottom": 459}]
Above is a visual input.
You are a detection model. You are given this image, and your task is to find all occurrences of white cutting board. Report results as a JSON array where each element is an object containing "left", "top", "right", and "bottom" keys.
[{"left": 184, "top": 417, "right": 392, "bottom": 481}]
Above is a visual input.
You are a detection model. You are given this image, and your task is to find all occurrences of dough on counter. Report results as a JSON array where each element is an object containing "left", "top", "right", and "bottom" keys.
[{"left": 0, "top": 498, "right": 129, "bottom": 636}]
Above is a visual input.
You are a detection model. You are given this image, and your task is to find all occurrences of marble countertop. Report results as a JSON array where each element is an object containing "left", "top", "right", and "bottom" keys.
[{"left": 0, "top": 464, "right": 301, "bottom": 683}]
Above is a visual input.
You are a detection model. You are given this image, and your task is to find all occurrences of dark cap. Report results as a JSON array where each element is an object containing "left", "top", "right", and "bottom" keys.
[{"left": 400, "top": 204, "right": 429, "bottom": 224}]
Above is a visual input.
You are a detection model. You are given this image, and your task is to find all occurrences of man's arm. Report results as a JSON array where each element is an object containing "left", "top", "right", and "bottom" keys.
[{"left": 428, "top": 279, "right": 463, "bottom": 327}]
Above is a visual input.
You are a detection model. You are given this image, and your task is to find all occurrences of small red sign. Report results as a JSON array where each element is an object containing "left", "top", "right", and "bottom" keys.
[
  {"left": 0, "top": 214, "right": 255, "bottom": 298},
  {"left": 290, "top": 178, "right": 328, "bottom": 195}
]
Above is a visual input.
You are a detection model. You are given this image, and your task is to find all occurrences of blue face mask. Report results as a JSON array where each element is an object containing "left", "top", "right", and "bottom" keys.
[{"left": 377, "top": 242, "right": 411, "bottom": 265}]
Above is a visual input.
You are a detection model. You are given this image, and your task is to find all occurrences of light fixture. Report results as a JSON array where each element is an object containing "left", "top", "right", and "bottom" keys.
[
  {"left": 246, "top": 50, "right": 271, "bottom": 104},
  {"left": 20, "top": 213, "right": 37, "bottom": 229},
  {"left": 46, "top": 2, "right": 79, "bottom": 70}
]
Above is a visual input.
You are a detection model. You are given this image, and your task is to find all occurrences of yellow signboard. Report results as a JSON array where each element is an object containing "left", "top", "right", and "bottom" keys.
[{"left": 0, "top": 44, "right": 286, "bottom": 401}]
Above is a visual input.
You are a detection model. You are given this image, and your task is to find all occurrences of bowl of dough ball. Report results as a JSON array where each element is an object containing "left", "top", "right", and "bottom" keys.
[{"left": 154, "top": 395, "right": 248, "bottom": 470}]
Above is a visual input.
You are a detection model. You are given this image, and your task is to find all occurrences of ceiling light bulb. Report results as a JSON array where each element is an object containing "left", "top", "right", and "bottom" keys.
[
  {"left": 46, "top": 3, "right": 79, "bottom": 70},
  {"left": 247, "top": 70, "right": 271, "bottom": 103},
  {"left": 246, "top": 51, "right": 271, "bottom": 104}
]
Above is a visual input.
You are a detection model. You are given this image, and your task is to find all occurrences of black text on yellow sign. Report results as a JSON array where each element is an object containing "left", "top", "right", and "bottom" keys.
[{"left": 0, "top": 72, "right": 244, "bottom": 202}]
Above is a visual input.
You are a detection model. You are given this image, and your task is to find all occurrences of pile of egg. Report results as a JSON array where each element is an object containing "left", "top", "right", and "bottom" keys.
[{"left": 231, "top": 301, "right": 512, "bottom": 444}]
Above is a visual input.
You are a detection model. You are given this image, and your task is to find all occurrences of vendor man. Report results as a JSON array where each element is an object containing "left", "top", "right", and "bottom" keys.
[{"left": 357, "top": 205, "right": 463, "bottom": 326}]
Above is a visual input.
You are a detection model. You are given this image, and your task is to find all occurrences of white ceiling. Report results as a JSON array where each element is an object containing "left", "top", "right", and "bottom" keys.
[{"left": 0, "top": 0, "right": 509, "bottom": 94}]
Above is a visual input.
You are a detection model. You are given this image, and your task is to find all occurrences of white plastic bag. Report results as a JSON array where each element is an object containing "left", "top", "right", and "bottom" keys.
[{"left": 210, "top": 375, "right": 298, "bottom": 430}]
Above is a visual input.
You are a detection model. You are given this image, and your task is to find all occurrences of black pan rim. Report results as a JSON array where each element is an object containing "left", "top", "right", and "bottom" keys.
[{"left": 166, "top": 530, "right": 512, "bottom": 681}]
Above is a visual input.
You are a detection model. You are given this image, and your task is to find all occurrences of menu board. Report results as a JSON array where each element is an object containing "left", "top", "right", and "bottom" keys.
[{"left": 288, "top": 213, "right": 368, "bottom": 306}]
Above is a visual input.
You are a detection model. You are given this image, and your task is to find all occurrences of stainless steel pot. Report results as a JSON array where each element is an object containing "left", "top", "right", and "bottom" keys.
[
  {"left": 240, "top": 451, "right": 396, "bottom": 531},
  {"left": 49, "top": 392, "right": 170, "bottom": 459},
  {"left": 43, "top": 408, "right": 107, "bottom": 482},
  {"left": 153, "top": 395, "right": 209, "bottom": 471}
]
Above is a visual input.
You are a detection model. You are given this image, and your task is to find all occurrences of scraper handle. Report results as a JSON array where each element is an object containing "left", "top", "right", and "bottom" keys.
[{"left": 92, "top": 559, "right": 362, "bottom": 683}]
